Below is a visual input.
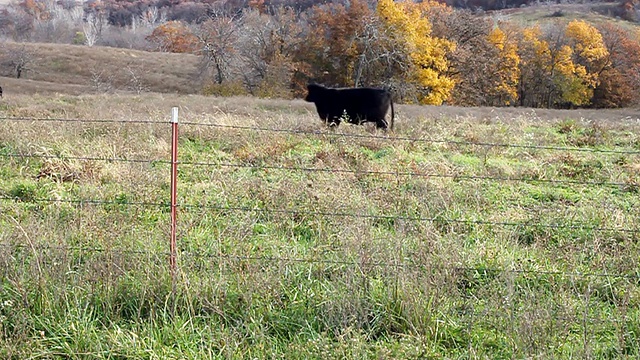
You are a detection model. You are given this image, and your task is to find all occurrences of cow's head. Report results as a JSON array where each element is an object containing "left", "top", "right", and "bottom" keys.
[{"left": 305, "top": 83, "right": 325, "bottom": 103}]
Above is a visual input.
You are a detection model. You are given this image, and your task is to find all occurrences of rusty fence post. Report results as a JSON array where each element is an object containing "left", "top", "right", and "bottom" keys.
[{"left": 170, "top": 107, "right": 179, "bottom": 280}]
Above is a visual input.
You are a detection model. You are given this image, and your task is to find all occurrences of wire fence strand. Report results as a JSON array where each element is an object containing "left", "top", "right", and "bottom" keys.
[
  {"left": 1, "top": 152, "right": 636, "bottom": 188},
  {"left": 0, "top": 196, "right": 166, "bottom": 208},
  {"left": 181, "top": 203, "right": 640, "bottom": 234},
  {"left": 2, "top": 196, "right": 638, "bottom": 234},
  {"left": 185, "top": 160, "right": 636, "bottom": 188},
  {"left": 2, "top": 242, "right": 639, "bottom": 280},
  {"left": 0, "top": 116, "right": 167, "bottom": 125},
  {"left": 180, "top": 121, "right": 640, "bottom": 155},
  {"left": 3, "top": 153, "right": 165, "bottom": 165},
  {"left": 2, "top": 115, "right": 639, "bottom": 155}
]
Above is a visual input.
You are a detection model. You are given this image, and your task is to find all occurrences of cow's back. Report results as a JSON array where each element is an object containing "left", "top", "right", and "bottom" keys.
[{"left": 341, "top": 87, "right": 387, "bottom": 116}]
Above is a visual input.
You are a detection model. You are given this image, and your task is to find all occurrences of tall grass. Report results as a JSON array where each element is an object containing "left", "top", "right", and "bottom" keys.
[{"left": 1, "top": 93, "right": 640, "bottom": 358}]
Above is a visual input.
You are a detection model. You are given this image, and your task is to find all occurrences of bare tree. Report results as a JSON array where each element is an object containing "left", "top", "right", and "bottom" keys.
[
  {"left": 124, "top": 65, "right": 149, "bottom": 94},
  {"left": 235, "top": 7, "right": 305, "bottom": 95},
  {"left": 139, "top": 6, "right": 167, "bottom": 28},
  {"left": 195, "top": 10, "right": 241, "bottom": 85},
  {"left": 89, "top": 67, "right": 114, "bottom": 93},
  {"left": 352, "top": 15, "right": 410, "bottom": 90},
  {"left": 83, "top": 13, "right": 100, "bottom": 46},
  {"left": 0, "top": 44, "right": 36, "bottom": 79}
]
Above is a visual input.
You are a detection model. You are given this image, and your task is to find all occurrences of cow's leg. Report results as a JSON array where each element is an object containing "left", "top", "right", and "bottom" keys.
[
  {"left": 328, "top": 117, "right": 341, "bottom": 128},
  {"left": 375, "top": 118, "right": 389, "bottom": 129}
]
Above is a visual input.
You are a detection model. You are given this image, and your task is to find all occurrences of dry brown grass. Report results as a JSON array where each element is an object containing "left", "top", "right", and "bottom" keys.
[
  {"left": 494, "top": 3, "right": 639, "bottom": 31},
  {"left": 0, "top": 41, "right": 201, "bottom": 95},
  {"left": 2, "top": 90, "right": 639, "bottom": 129}
]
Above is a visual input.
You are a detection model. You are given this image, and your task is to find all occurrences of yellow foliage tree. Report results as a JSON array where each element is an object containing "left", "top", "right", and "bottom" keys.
[
  {"left": 487, "top": 26, "right": 520, "bottom": 105},
  {"left": 564, "top": 20, "right": 609, "bottom": 89},
  {"left": 519, "top": 24, "right": 594, "bottom": 107},
  {"left": 376, "top": 0, "right": 455, "bottom": 105}
]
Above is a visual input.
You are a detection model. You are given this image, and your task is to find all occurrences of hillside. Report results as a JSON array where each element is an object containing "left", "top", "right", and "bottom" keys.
[
  {"left": 492, "top": 2, "right": 639, "bottom": 30},
  {"left": 0, "top": 42, "right": 202, "bottom": 96}
]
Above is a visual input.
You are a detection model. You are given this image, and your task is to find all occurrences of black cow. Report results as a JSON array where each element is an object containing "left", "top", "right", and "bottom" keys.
[{"left": 305, "top": 83, "right": 394, "bottom": 130}]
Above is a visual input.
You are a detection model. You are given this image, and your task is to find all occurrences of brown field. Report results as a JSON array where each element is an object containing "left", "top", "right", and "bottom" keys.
[{"left": 0, "top": 41, "right": 201, "bottom": 96}]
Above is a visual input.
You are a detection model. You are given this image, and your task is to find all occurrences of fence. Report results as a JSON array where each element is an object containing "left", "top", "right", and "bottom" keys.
[
  {"left": 1, "top": 109, "right": 639, "bottom": 356},
  {"left": 2, "top": 111, "right": 639, "bottom": 274}
]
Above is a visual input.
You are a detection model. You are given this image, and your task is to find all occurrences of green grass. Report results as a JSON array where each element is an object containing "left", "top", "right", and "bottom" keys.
[{"left": 1, "top": 93, "right": 640, "bottom": 358}]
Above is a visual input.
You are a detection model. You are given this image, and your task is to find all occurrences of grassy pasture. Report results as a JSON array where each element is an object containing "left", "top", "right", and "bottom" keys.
[{"left": 1, "top": 93, "right": 640, "bottom": 358}]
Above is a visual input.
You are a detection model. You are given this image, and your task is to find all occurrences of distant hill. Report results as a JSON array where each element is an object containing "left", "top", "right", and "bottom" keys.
[
  {"left": 0, "top": 42, "right": 201, "bottom": 96},
  {"left": 489, "top": 2, "right": 639, "bottom": 30}
]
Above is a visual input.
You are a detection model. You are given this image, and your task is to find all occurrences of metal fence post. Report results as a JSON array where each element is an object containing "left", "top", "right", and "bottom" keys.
[{"left": 170, "top": 107, "right": 179, "bottom": 279}]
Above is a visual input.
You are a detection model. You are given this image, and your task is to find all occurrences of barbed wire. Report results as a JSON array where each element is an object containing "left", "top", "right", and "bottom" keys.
[
  {"left": 0, "top": 196, "right": 166, "bottom": 208},
  {"left": 1, "top": 152, "right": 635, "bottom": 188},
  {"left": 2, "top": 242, "right": 638, "bottom": 280},
  {"left": 180, "top": 122, "right": 640, "bottom": 155},
  {"left": 182, "top": 252, "right": 640, "bottom": 280},
  {"left": 0, "top": 242, "right": 155, "bottom": 256},
  {"left": 0, "top": 116, "right": 165, "bottom": 125},
  {"left": 1, "top": 115, "right": 638, "bottom": 155},
  {"left": 3, "top": 196, "right": 637, "bottom": 234},
  {"left": 187, "top": 160, "right": 636, "bottom": 188},
  {"left": 2, "top": 153, "right": 165, "bottom": 165},
  {"left": 182, "top": 203, "right": 640, "bottom": 234}
]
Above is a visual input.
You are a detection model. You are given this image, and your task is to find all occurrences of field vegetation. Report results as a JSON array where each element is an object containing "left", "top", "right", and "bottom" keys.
[
  {"left": 1, "top": 93, "right": 640, "bottom": 358},
  {"left": 1, "top": 0, "right": 640, "bottom": 358}
]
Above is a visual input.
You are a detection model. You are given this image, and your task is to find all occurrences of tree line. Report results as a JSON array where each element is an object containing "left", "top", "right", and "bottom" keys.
[
  {"left": 150, "top": 0, "right": 640, "bottom": 108},
  {"left": 1, "top": 0, "right": 640, "bottom": 108}
]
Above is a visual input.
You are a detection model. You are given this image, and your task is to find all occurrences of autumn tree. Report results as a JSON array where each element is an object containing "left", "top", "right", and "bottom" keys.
[
  {"left": 592, "top": 23, "right": 640, "bottom": 108},
  {"left": 520, "top": 24, "right": 582, "bottom": 108},
  {"left": 517, "top": 25, "right": 549, "bottom": 107},
  {"left": 147, "top": 21, "right": 198, "bottom": 53},
  {"left": 301, "top": 0, "right": 374, "bottom": 87},
  {"left": 429, "top": 9, "right": 508, "bottom": 106},
  {"left": 0, "top": 3, "right": 35, "bottom": 41},
  {"left": 19, "top": 0, "right": 49, "bottom": 21},
  {"left": 561, "top": 20, "right": 609, "bottom": 106},
  {"left": 237, "top": 6, "right": 306, "bottom": 98},
  {"left": 376, "top": 0, "right": 455, "bottom": 105},
  {"left": 516, "top": 22, "right": 606, "bottom": 108},
  {"left": 484, "top": 24, "right": 520, "bottom": 105}
]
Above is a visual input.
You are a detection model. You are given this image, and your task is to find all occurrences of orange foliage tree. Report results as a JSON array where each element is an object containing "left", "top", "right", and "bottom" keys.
[
  {"left": 19, "top": 0, "right": 49, "bottom": 21},
  {"left": 593, "top": 23, "right": 640, "bottom": 108},
  {"left": 147, "top": 21, "right": 199, "bottom": 53},
  {"left": 301, "top": 0, "right": 374, "bottom": 87}
]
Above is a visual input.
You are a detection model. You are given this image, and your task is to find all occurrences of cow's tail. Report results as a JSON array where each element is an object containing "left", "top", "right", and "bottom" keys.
[{"left": 389, "top": 96, "right": 395, "bottom": 131}]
